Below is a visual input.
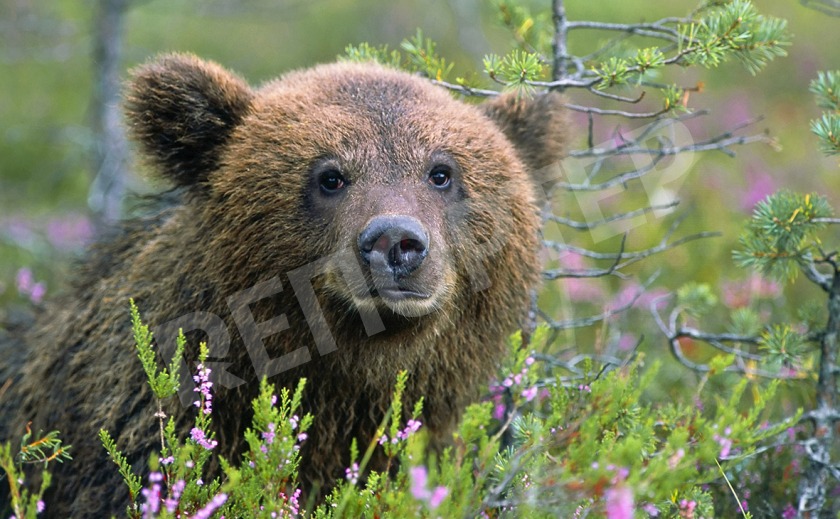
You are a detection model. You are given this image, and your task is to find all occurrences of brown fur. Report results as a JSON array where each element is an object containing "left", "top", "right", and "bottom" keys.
[{"left": 0, "top": 54, "right": 567, "bottom": 517}]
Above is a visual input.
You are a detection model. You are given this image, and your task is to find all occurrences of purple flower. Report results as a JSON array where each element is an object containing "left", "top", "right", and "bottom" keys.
[
  {"left": 192, "top": 492, "right": 228, "bottom": 519},
  {"left": 262, "top": 423, "right": 276, "bottom": 444},
  {"left": 397, "top": 419, "right": 422, "bottom": 440},
  {"left": 140, "top": 473, "right": 163, "bottom": 518},
  {"left": 679, "top": 499, "right": 697, "bottom": 514},
  {"left": 493, "top": 403, "right": 506, "bottom": 420},
  {"left": 781, "top": 504, "right": 796, "bottom": 519},
  {"left": 345, "top": 462, "right": 360, "bottom": 485},
  {"left": 45, "top": 214, "right": 93, "bottom": 251},
  {"left": 410, "top": 466, "right": 430, "bottom": 499},
  {"left": 740, "top": 168, "right": 776, "bottom": 213},
  {"left": 36, "top": 500, "right": 45, "bottom": 514},
  {"left": 15, "top": 267, "right": 47, "bottom": 304},
  {"left": 410, "top": 466, "right": 448, "bottom": 509},
  {"left": 429, "top": 486, "right": 448, "bottom": 509},
  {"left": 521, "top": 386, "right": 538, "bottom": 402},
  {"left": 193, "top": 364, "right": 214, "bottom": 415},
  {"left": 605, "top": 485, "right": 634, "bottom": 519},
  {"left": 164, "top": 479, "right": 186, "bottom": 513},
  {"left": 190, "top": 427, "right": 218, "bottom": 450}
]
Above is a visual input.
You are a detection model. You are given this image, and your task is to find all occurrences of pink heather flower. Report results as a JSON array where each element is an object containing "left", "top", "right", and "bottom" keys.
[
  {"left": 410, "top": 466, "right": 430, "bottom": 499},
  {"left": 722, "top": 274, "right": 781, "bottom": 308},
  {"left": 714, "top": 433, "right": 733, "bottom": 458},
  {"left": 410, "top": 466, "right": 448, "bottom": 509},
  {"left": 429, "top": 486, "right": 448, "bottom": 509},
  {"left": 193, "top": 364, "right": 214, "bottom": 415},
  {"left": 397, "top": 419, "right": 422, "bottom": 440},
  {"left": 29, "top": 282, "right": 46, "bottom": 304},
  {"left": 521, "top": 386, "right": 538, "bottom": 402},
  {"left": 297, "top": 432, "right": 308, "bottom": 442},
  {"left": 525, "top": 356, "right": 535, "bottom": 366},
  {"left": 159, "top": 456, "right": 174, "bottom": 465},
  {"left": 740, "top": 168, "right": 776, "bottom": 213},
  {"left": 165, "top": 479, "right": 186, "bottom": 513},
  {"left": 262, "top": 423, "right": 276, "bottom": 444},
  {"left": 15, "top": 267, "right": 33, "bottom": 294},
  {"left": 190, "top": 427, "right": 218, "bottom": 450},
  {"left": 493, "top": 403, "right": 506, "bottom": 420},
  {"left": 782, "top": 504, "right": 796, "bottom": 519},
  {"left": 140, "top": 474, "right": 163, "bottom": 518},
  {"left": 192, "top": 492, "right": 228, "bottom": 519},
  {"left": 345, "top": 462, "right": 360, "bottom": 485},
  {"left": 36, "top": 500, "right": 45, "bottom": 514},
  {"left": 290, "top": 415, "right": 299, "bottom": 430},
  {"left": 679, "top": 499, "right": 697, "bottom": 514},
  {"left": 378, "top": 434, "right": 388, "bottom": 445},
  {"left": 605, "top": 485, "right": 634, "bottom": 519},
  {"left": 641, "top": 503, "right": 659, "bottom": 517},
  {"left": 45, "top": 214, "right": 93, "bottom": 251},
  {"left": 668, "top": 448, "right": 685, "bottom": 469}
]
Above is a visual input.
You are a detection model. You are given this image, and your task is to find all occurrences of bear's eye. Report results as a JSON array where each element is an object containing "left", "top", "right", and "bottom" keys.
[
  {"left": 428, "top": 166, "right": 452, "bottom": 190},
  {"left": 319, "top": 169, "right": 347, "bottom": 194}
]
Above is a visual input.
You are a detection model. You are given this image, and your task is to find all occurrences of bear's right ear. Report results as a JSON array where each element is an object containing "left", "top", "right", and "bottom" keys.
[{"left": 124, "top": 53, "right": 253, "bottom": 187}]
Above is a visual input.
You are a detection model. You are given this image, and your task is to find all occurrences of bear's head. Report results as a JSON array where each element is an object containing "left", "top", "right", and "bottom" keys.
[{"left": 124, "top": 53, "right": 567, "bottom": 326}]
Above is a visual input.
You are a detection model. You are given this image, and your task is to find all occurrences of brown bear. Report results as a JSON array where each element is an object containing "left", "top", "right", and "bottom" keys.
[{"left": 0, "top": 53, "right": 566, "bottom": 517}]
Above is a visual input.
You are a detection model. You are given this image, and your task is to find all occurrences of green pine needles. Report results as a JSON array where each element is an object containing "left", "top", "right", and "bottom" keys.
[
  {"left": 809, "top": 70, "right": 840, "bottom": 156},
  {"left": 734, "top": 192, "right": 832, "bottom": 282}
]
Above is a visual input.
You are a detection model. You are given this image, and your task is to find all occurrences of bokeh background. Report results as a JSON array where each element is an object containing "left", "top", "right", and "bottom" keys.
[{"left": 1, "top": 0, "right": 838, "bottom": 357}]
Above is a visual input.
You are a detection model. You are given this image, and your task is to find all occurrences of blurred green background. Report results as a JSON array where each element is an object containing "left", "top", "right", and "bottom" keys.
[{"left": 1, "top": 0, "right": 838, "bottom": 326}]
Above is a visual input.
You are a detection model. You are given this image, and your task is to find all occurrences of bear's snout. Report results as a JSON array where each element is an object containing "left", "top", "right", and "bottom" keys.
[{"left": 358, "top": 215, "right": 429, "bottom": 279}]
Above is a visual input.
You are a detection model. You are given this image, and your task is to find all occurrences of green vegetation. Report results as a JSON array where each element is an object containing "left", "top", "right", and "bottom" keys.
[{"left": 2, "top": 0, "right": 840, "bottom": 516}]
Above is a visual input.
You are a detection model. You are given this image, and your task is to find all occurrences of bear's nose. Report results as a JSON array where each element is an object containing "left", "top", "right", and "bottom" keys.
[{"left": 358, "top": 215, "right": 429, "bottom": 278}]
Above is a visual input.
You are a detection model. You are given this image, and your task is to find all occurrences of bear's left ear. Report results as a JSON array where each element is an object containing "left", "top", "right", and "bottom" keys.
[
  {"left": 124, "top": 53, "right": 254, "bottom": 188},
  {"left": 481, "top": 91, "right": 568, "bottom": 175}
]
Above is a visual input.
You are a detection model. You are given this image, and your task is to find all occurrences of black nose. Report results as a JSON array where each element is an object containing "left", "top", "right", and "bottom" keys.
[{"left": 358, "top": 215, "right": 429, "bottom": 278}]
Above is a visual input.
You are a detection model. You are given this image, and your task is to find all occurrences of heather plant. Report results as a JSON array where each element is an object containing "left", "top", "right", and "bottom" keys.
[
  {"left": 0, "top": 426, "right": 70, "bottom": 519},
  {"left": 98, "top": 311, "right": 795, "bottom": 518}
]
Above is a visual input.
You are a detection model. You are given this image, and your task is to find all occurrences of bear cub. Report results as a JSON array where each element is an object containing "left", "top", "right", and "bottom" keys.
[{"left": 0, "top": 53, "right": 567, "bottom": 516}]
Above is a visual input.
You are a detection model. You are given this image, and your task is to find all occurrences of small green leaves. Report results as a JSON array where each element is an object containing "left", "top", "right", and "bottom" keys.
[
  {"left": 810, "top": 113, "right": 840, "bottom": 156},
  {"left": 759, "top": 325, "right": 807, "bottom": 366},
  {"left": 594, "top": 56, "right": 631, "bottom": 90},
  {"left": 484, "top": 49, "right": 546, "bottom": 92},
  {"left": 677, "top": 282, "right": 718, "bottom": 317},
  {"left": 342, "top": 30, "right": 454, "bottom": 81},
  {"left": 634, "top": 47, "right": 666, "bottom": 75},
  {"left": 733, "top": 192, "right": 832, "bottom": 282},
  {"left": 678, "top": 0, "right": 790, "bottom": 75},
  {"left": 809, "top": 70, "right": 840, "bottom": 111},
  {"left": 99, "top": 429, "right": 143, "bottom": 504},
  {"left": 727, "top": 307, "right": 763, "bottom": 336},
  {"left": 809, "top": 71, "right": 840, "bottom": 157},
  {"left": 400, "top": 29, "right": 454, "bottom": 81},
  {"left": 130, "top": 299, "right": 184, "bottom": 400},
  {"left": 495, "top": 0, "right": 552, "bottom": 54}
]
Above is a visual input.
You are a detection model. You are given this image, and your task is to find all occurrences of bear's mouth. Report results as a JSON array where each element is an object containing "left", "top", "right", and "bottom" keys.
[{"left": 376, "top": 286, "right": 431, "bottom": 301}]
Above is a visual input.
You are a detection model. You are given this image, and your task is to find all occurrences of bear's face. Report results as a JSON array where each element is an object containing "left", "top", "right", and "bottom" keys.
[{"left": 125, "top": 54, "right": 567, "bottom": 321}]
